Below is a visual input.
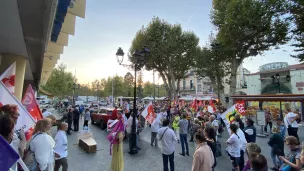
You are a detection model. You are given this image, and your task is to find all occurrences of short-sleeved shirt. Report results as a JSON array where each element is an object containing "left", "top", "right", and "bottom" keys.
[
  {"left": 286, "top": 148, "right": 301, "bottom": 165},
  {"left": 284, "top": 112, "right": 298, "bottom": 128},
  {"left": 226, "top": 134, "right": 241, "bottom": 157}
]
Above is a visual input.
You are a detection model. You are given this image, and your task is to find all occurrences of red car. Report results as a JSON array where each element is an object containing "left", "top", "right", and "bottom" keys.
[{"left": 91, "top": 107, "right": 122, "bottom": 130}]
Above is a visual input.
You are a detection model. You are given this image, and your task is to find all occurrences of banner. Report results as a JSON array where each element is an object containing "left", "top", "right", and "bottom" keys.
[
  {"left": 0, "top": 81, "right": 36, "bottom": 140},
  {"left": 22, "top": 85, "right": 43, "bottom": 121},
  {"left": 0, "top": 62, "right": 16, "bottom": 94},
  {"left": 221, "top": 104, "right": 247, "bottom": 138},
  {"left": 141, "top": 102, "right": 156, "bottom": 124},
  {"left": 0, "top": 135, "right": 20, "bottom": 171}
]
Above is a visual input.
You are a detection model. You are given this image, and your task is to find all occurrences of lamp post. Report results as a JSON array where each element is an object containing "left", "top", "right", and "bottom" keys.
[
  {"left": 116, "top": 46, "right": 150, "bottom": 154},
  {"left": 271, "top": 73, "right": 283, "bottom": 118},
  {"left": 72, "top": 83, "right": 80, "bottom": 105}
]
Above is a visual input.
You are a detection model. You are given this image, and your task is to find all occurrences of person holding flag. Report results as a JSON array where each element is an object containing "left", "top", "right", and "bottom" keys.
[{"left": 0, "top": 104, "right": 27, "bottom": 170}]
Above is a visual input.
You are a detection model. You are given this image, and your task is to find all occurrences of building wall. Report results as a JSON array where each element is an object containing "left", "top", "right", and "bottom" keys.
[
  {"left": 290, "top": 69, "right": 304, "bottom": 94},
  {"left": 246, "top": 74, "right": 261, "bottom": 95}
]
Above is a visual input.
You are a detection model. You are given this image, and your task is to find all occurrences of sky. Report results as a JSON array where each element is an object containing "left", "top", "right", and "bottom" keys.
[{"left": 59, "top": 0, "right": 300, "bottom": 85}]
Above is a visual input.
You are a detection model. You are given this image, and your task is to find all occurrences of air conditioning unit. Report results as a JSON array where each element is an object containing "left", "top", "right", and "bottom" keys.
[{"left": 70, "top": 0, "right": 76, "bottom": 8}]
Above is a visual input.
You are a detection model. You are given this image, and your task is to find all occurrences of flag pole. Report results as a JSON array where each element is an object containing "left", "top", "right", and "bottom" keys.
[{"left": 17, "top": 158, "right": 29, "bottom": 171}]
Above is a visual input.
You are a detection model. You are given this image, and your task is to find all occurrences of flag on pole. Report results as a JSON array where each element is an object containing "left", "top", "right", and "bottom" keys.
[
  {"left": 0, "top": 81, "right": 36, "bottom": 140},
  {"left": 0, "top": 135, "right": 19, "bottom": 171},
  {"left": 207, "top": 100, "right": 216, "bottom": 113},
  {"left": 141, "top": 102, "right": 156, "bottom": 124},
  {"left": 22, "top": 84, "right": 43, "bottom": 121},
  {"left": 0, "top": 62, "right": 16, "bottom": 94},
  {"left": 191, "top": 98, "right": 197, "bottom": 112}
]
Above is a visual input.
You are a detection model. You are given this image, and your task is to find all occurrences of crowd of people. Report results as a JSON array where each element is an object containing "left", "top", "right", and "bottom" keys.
[{"left": 1, "top": 101, "right": 304, "bottom": 171}]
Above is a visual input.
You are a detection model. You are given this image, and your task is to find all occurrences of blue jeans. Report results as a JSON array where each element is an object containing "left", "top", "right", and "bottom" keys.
[
  {"left": 271, "top": 148, "right": 283, "bottom": 168},
  {"left": 179, "top": 134, "right": 189, "bottom": 154},
  {"left": 162, "top": 152, "right": 174, "bottom": 171}
]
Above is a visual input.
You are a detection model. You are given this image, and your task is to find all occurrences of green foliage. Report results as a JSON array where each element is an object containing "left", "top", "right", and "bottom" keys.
[
  {"left": 290, "top": 0, "right": 304, "bottom": 61},
  {"left": 211, "top": 0, "right": 290, "bottom": 96},
  {"left": 129, "top": 17, "right": 200, "bottom": 99},
  {"left": 40, "top": 64, "right": 75, "bottom": 99},
  {"left": 124, "top": 72, "right": 134, "bottom": 96}
]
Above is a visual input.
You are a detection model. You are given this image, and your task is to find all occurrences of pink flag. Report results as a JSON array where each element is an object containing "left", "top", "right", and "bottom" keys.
[
  {"left": 22, "top": 85, "right": 43, "bottom": 121},
  {"left": 0, "top": 62, "right": 16, "bottom": 94},
  {"left": 0, "top": 81, "right": 36, "bottom": 140}
]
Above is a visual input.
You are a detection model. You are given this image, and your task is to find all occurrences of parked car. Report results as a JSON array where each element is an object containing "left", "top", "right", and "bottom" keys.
[
  {"left": 91, "top": 107, "right": 122, "bottom": 130},
  {"left": 99, "top": 101, "right": 107, "bottom": 106}
]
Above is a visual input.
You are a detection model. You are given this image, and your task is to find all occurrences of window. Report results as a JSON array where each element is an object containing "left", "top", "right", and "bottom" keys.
[
  {"left": 183, "top": 80, "right": 186, "bottom": 90},
  {"left": 190, "top": 80, "right": 193, "bottom": 89},
  {"left": 197, "top": 84, "right": 202, "bottom": 92}
]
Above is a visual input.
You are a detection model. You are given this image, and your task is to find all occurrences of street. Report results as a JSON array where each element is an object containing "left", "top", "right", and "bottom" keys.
[{"left": 50, "top": 110, "right": 304, "bottom": 171}]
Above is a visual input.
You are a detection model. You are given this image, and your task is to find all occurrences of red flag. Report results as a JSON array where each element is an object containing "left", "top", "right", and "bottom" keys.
[
  {"left": 198, "top": 100, "right": 203, "bottom": 108},
  {"left": 22, "top": 85, "right": 43, "bottom": 121},
  {"left": 208, "top": 100, "right": 216, "bottom": 113},
  {"left": 0, "top": 62, "right": 16, "bottom": 94},
  {"left": 235, "top": 100, "right": 246, "bottom": 116},
  {"left": 191, "top": 98, "right": 197, "bottom": 111}
]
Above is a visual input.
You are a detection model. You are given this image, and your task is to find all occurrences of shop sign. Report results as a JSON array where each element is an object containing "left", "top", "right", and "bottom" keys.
[
  {"left": 296, "top": 82, "right": 304, "bottom": 91},
  {"left": 259, "top": 62, "right": 288, "bottom": 72}
]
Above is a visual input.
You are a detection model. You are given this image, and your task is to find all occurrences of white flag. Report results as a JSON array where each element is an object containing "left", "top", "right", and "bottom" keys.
[
  {"left": 0, "top": 81, "right": 36, "bottom": 133},
  {"left": 0, "top": 62, "right": 16, "bottom": 94}
]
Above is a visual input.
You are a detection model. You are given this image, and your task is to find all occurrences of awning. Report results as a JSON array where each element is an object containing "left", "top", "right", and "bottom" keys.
[
  {"left": 39, "top": 88, "right": 54, "bottom": 97},
  {"left": 51, "top": 0, "right": 71, "bottom": 42},
  {"left": 231, "top": 94, "right": 304, "bottom": 102}
]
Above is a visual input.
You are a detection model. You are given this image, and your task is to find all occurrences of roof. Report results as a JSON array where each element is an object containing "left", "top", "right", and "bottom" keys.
[
  {"left": 246, "top": 64, "right": 304, "bottom": 76},
  {"left": 231, "top": 94, "right": 304, "bottom": 102}
]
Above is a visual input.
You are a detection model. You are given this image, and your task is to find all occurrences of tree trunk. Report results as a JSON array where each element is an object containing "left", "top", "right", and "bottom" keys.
[
  {"left": 159, "top": 71, "right": 172, "bottom": 98},
  {"left": 228, "top": 58, "right": 238, "bottom": 107}
]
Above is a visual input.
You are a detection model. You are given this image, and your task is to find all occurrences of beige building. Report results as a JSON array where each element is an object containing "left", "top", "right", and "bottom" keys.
[{"left": 0, "top": 0, "right": 86, "bottom": 100}]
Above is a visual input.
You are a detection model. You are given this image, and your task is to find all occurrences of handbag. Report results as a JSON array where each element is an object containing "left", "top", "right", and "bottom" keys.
[{"left": 23, "top": 133, "right": 42, "bottom": 170}]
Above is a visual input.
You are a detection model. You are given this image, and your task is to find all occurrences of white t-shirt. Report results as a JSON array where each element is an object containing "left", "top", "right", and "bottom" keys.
[
  {"left": 284, "top": 112, "right": 298, "bottom": 128},
  {"left": 54, "top": 130, "right": 68, "bottom": 159},
  {"left": 226, "top": 133, "right": 241, "bottom": 157},
  {"left": 151, "top": 118, "right": 161, "bottom": 132}
]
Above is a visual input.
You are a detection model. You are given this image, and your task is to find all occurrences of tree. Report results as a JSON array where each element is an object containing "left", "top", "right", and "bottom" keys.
[
  {"left": 290, "top": 0, "right": 304, "bottom": 61},
  {"left": 129, "top": 17, "right": 200, "bottom": 100},
  {"left": 124, "top": 72, "right": 134, "bottom": 96},
  {"left": 143, "top": 82, "right": 154, "bottom": 97},
  {"left": 40, "top": 64, "right": 75, "bottom": 99},
  {"left": 211, "top": 0, "right": 289, "bottom": 102},
  {"left": 137, "top": 71, "right": 143, "bottom": 99}
]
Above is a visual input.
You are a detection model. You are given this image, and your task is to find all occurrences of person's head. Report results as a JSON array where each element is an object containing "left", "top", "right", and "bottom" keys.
[
  {"left": 0, "top": 116, "right": 15, "bottom": 142},
  {"left": 182, "top": 114, "right": 187, "bottom": 119},
  {"left": 209, "top": 115, "right": 215, "bottom": 122},
  {"left": 58, "top": 122, "right": 68, "bottom": 131},
  {"left": 46, "top": 115, "right": 57, "bottom": 125},
  {"left": 204, "top": 126, "right": 216, "bottom": 140},
  {"left": 194, "top": 119, "right": 200, "bottom": 124},
  {"left": 195, "top": 132, "right": 206, "bottom": 144},
  {"left": 162, "top": 119, "right": 170, "bottom": 127},
  {"left": 271, "top": 126, "right": 280, "bottom": 134},
  {"left": 33, "top": 118, "right": 52, "bottom": 135},
  {"left": 249, "top": 153, "right": 267, "bottom": 170},
  {"left": 246, "top": 143, "right": 261, "bottom": 157},
  {"left": 285, "top": 136, "right": 300, "bottom": 150},
  {"left": 246, "top": 118, "right": 254, "bottom": 126},
  {"left": 287, "top": 108, "right": 291, "bottom": 112},
  {"left": 230, "top": 124, "right": 238, "bottom": 134},
  {"left": 0, "top": 104, "right": 19, "bottom": 124},
  {"left": 42, "top": 109, "right": 47, "bottom": 113},
  {"left": 85, "top": 108, "right": 89, "bottom": 112},
  {"left": 235, "top": 114, "right": 241, "bottom": 121},
  {"left": 275, "top": 118, "right": 283, "bottom": 125}
]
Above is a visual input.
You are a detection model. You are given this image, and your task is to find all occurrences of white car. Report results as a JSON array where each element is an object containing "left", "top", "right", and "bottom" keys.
[{"left": 100, "top": 101, "right": 107, "bottom": 106}]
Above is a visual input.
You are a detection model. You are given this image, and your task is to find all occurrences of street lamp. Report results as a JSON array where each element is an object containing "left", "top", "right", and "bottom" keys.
[
  {"left": 72, "top": 83, "right": 80, "bottom": 105},
  {"left": 271, "top": 73, "right": 283, "bottom": 118},
  {"left": 116, "top": 46, "right": 150, "bottom": 155}
]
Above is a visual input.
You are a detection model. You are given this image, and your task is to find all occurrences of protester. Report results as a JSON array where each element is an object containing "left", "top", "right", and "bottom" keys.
[
  {"left": 72, "top": 106, "right": 80, "bottom": 131},
  {"left": 243, "top": 118, "right": 256, "bottom": 143},
  {"left": 30, "top": 119, "right": 56, "bottom": 171},
  {"left": 54, "top": 123, "right": 68, "bottom": 171},
  {"left": 279, "top": 136, "right": 302, "bottom": 171},
  {"left": 204, "top": 126, "right": 217, "bottom": 170},
  {"left": 172, "top": 114, "right": 180, "bottom": 143},
  {"left": 0, "top": 104, "right": 26, "bottom": 170},
  {"left": 61, "top": 108, "right": 73, "bottom": 135},
  {"left": 127, "top": 115, "right": 140, "bottom": 150},
  {"left": 191, "top": 132, "right": 214, "bottom": 171},
  {"left": 264, "top": 108, "right": 273, "bottom": 133},
  {"left": 248, "top": 153, "right": 267, "bottom": 171},
  {"left": 190, "top": 119, "right": 200, "bottom": 142},
  {"left": 284, "top": 109, "right": 299, "bottom": 141},
  {"left": 242, "top": 143, "right": 263, "bottom": 171},
  {"left": 157, "top": 119, "right": 177, "bottom": 171},
  {"left": 300, "top": 144, "right": 304, "bottom": 171},
  {"left": 275, "top": 118, "right": 286, "bottom": 138},
  {"left": 111, "top": 114, "right": 125, "bottom": 171},
  {"left": 83, "top": 108, "right": 90, "bottom": 127},
  {"left": 178, "top": 114, "right": 189, "bottom": 156},
  {"left": 46, "top": 115, "right": 57, "bottom": 126},
  {"left": 268, "top": 126, "right": 284, "bottom": 170},
  {"left": 226, "top": 124, "right": 241, "bottom": 171},
  {"left": 234, "top": 114, "right": 245, "bottom": 130},
  {"left": 151, "top": 113, "right": 161, "bottom": 146},
  {"left": 42, "top": 108, "right": 52, "bottom": 118}
]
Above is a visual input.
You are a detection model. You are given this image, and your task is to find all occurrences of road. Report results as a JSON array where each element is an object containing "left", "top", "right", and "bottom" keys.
[{"left": 49, "top": 109, "right": 304, "bottom": 171}]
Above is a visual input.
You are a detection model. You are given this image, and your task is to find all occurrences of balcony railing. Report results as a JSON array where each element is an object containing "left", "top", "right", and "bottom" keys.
[{"left": 180, "top": 86, "right": 196, "bottom": 91}]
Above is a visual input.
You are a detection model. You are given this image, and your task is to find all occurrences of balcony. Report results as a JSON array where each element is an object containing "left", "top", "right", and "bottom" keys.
[{"left": 180, "top": 86, "right": 196, "bottom": 91}]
